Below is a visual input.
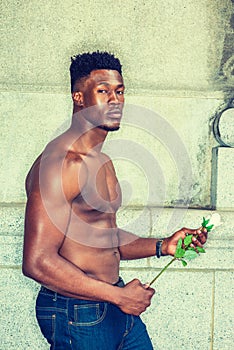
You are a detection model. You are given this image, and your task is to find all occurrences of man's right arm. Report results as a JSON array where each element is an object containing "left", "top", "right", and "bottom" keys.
[{"left": 22, "top": 155, "right": 154, "bottom": 315}]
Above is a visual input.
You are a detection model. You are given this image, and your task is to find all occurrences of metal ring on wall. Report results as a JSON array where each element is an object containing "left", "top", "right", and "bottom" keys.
[{"left": 213, "top": 100, "right": 234, "bottom": 147}]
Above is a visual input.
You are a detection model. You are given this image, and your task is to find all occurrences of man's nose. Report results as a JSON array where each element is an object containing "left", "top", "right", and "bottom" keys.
[{"left": 108, "top": 90, "right": 119, "bottom": 103}]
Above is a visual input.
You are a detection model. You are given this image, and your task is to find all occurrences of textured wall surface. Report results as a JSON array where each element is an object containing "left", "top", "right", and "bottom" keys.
[{"left": 0, "top": 0, "right": 233, "bottom": 349}]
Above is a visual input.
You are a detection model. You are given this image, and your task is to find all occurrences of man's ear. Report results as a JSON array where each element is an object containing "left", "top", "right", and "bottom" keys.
[{"left": 72, "top": 91, "right": 84, "bottom": 107}]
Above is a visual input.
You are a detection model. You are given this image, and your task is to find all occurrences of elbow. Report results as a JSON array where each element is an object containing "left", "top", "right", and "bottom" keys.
[
  {"left": 22, "top": 257, "right": 39, "bottom": 280},
  {"left": 22, "top": 260, "right": 35, "bottom": 279},
  {"left": 22, "top": 253, "right": 47, "bottom": 283}
]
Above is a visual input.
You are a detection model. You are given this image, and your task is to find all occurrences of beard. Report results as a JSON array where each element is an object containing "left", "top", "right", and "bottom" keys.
[{"left": 98, "top": 123, "right": 120, "bottom": 132}]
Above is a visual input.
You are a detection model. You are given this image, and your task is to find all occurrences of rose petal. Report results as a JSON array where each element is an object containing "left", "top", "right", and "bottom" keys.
[{"left": 208, "top": 213, "right": 222, "bottom": 228}]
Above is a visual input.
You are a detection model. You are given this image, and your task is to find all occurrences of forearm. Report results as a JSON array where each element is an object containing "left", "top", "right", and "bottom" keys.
[
  {"left": 23, "top": 252, "right": 121, "bottom": 304},
  {"left": 118, "top": 229, "right": 168, "bottom": 260}
]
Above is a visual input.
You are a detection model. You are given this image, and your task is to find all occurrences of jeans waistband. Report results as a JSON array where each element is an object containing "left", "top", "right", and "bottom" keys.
[{"left": 40, "top": 277, "right": 125, "bottom": 298}]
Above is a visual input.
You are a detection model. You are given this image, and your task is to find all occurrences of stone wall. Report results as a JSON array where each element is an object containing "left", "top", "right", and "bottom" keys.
[{"left": 0, "top": 1, "right": 233, "bottom": 349}]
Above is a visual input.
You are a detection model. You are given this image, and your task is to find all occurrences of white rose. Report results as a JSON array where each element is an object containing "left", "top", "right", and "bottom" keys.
[{"left": 206, "top": 213, "right": 222, "bottom": 229}]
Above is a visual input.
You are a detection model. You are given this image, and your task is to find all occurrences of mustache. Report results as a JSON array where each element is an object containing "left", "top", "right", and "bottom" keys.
[{"left": 105, "top": 107, "right": 122, "bottom": 114}]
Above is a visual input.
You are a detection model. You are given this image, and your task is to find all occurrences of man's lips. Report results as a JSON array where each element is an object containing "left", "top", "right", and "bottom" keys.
[{"left": 105, "top": 109, "right": 122, "bottom": 118}]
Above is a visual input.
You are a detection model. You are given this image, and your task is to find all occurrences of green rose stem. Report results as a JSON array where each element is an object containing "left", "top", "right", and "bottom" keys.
[
  {"left": 149, "top": 257, "right": 177, "bottom": 286},
  {"left": 148, "top": 216, "right": 214, "bottom": 287}
]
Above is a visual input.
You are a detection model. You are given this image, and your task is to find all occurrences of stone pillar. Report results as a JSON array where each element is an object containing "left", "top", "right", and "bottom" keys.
[{"left": 211, "top": 99, "right": 234, "bottom": 209}]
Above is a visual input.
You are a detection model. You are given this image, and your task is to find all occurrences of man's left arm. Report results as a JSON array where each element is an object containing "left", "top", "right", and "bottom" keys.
[{"left": 118, "top": 227, "right": 207, "bottom": 260}]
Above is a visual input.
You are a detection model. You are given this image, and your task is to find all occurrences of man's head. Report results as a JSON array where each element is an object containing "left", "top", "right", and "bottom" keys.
[
  {"left": 70, "top": 51, "right": 124, "bottom": 132},
  {"left": 70, "top": 51, "right": 122, "bottom": 93}
]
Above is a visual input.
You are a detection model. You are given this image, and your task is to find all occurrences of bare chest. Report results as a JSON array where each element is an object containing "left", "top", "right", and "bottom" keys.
[{"left": 76, "top": 156, "right": 122, "bottom": 214}]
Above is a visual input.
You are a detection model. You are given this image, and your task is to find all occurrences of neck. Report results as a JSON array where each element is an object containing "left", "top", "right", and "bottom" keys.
[{"left": 69, "top": 111, "right": 108, "bottom": 154}]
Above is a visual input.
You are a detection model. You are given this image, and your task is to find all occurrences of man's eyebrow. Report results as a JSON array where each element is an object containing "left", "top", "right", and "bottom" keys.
[{"left": 97, "top": 82, "right": 125, "bottom": 88}]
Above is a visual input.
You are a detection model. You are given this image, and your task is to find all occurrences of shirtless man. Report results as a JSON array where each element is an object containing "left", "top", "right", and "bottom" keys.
[{"left": 23, "top": 51, "right": 207, "bottom": 349}]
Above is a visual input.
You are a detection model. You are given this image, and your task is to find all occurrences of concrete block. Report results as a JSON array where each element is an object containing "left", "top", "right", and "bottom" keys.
[
  {"left": 107, "top": 96, "right": 222, "bottom": 208},
  {"left": 117, "top": 206, "right": 151, "bottom": 237},
  {"left": 0, "top": 92, "right": 71, "bottom": 202},
  {"left": 212, "top": 147, "right": 234, "bottom": 210},
  {"left": 0, "top": 236, "right": 23, "bottom": 266},
  {"left": 120, "top": 269, "right": 213, "bottom": 350},
  {"left": 117, "top": 207, "right": 151, "bottom": 268},
  {"left": 213, "top": 271, "right": 234, "bottom": 350},
  {"left": 120, "top": 257, "right": 149, "bottom": 269},
  {"left": 1, "top": 0, "right": 232, "bottom": 92},
  {"left": 150, "top": 207, "right": 234, "bottom": 240},
  {"left": 0, "top": 269, "right": 47, "bottom": 350},
  {"left": 0, "top": 205, "right": 25, "bottom": 235}
]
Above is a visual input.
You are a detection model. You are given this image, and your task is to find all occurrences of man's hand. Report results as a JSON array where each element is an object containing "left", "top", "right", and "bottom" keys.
[
  {"left": 116, "top": 279, "right": 155, "bottom": 316},
  {"left": 162, "top": 227, "right": 208, "bottom": 256}
]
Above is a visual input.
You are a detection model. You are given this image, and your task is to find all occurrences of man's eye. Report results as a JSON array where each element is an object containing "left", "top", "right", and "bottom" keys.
[
  {"left": 97, "top": 89, "right": 108, "bottom": 94},
  {"left": 117, "top": 90, "right": 124, "bottom": 95}
]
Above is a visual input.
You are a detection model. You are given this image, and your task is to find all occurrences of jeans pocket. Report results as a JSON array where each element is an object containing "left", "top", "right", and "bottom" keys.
[
  {"left": 70, "top": 302, "right": 107, "bottom": 326},
  {"left": 36, "top": 307, "right": 56, "bottom": 345}
]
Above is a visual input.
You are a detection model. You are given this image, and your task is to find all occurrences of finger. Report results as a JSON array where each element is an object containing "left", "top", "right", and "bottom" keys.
[
  {"left": 185, "top": 228, "right": 208, "bottom": 239},
  {"left": 147, "top": 287, "right": 156, "bottom": 296},
  {"left": 131, "top": 278, "right": 141, "bottom": 286},
  {"left": 191, "top": 236, "right": 203, "bottom": 247},
  {"left": 201, "top": 227, "right": 208, "bottom": 235},
  {"left": 196, "top": 227, "right": 208, "bottom": 243},
  {"left": 142, "top": 284, "right": 155, "bottom": 295},
  {"left": 182, "top": 228, "right": 199, "bottom": 236},
  {"left": 197, "top": 232, "right": 207, "bottom": 244}
]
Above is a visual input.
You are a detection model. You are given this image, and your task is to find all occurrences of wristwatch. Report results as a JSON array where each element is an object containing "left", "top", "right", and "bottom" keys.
[{"left": 156, "top": 239, "right": 164, "bottom": 258}]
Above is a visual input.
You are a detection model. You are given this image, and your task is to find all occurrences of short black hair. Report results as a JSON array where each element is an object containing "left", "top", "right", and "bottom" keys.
[{"left": 70, "top": 51, "right": 122, "bottom": 92}]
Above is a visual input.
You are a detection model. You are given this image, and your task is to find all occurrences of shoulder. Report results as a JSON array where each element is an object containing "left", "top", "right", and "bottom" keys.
[
  {"left": 100, "top": 152, "right": 114, "bottom": 166},
  {"left": 100, "top": 152, "right": 116, "bottom": 172},
  {"left": 27, "top": 148, "right": 87, "bottom": 202}
]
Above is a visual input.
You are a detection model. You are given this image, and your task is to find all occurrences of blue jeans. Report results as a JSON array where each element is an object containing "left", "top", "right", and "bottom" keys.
[{"left": 36, "top": 284, "right": 154, "bottom": 349}]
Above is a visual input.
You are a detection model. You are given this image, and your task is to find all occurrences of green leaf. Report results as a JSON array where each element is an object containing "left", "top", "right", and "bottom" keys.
[
  {"left": 202, "top": 217, "right": 210, "bottom": 227},
  {"left": 184, "top": 234, "right": 193, "bottom": 246},
  {"left": 184, "top": 250, "right": 198, "bottom": 260},
  {"left": 206, "top": 224, "right": 214, "bottom": 232},
  {"left": 187, "top": 247, "right": 196, "bottom": 251},
  {"left": 196, "top": 247, "right": 206, "bottom": 253},
  {"left": 175, "top": 248, "right": 186, "bottom": 258},
  {"left": 181, "top": 259, "right": 187, "bottom": 267},
  {"left": 176, "top": 238, "right": 183, "bottom": 250},
  {"left": 175, "top": 238, "right": 187, "bottom": 258},
  {"left": 202, "top": 217, "right": 206, "bottom": 226}
]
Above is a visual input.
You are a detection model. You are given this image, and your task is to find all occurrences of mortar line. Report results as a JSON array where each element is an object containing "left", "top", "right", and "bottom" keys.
[
  {"left": 120, "top": 266, "right": 234, "bottom": 273},
  {"left": 149, "top": 207, "right": 153, "bottom": 238},
  {"left": 147, "top": 208, "right": 153, "bottom": 267},
  {"left": 0, "top": 265, "right": 22, "bottom": 269},
  {"left": 210, "top": 271, "right": 216, "bottom": 350}
]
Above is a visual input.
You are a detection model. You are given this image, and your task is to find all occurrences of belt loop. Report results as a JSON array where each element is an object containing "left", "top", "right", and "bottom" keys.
[{"left": 53, "top": 292, "right": 57, "bottom": 302}]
